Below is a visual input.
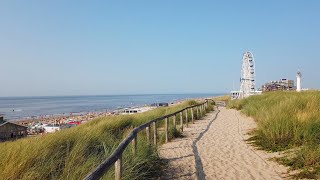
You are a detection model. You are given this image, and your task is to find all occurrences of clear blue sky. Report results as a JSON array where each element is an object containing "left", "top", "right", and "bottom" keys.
[{"left": 1, "top": 1, "right": 319, "bottom": 96}]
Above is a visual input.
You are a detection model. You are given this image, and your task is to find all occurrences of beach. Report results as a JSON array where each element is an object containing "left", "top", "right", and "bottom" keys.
[
  {"left": 6, "top": 96, "right": 212, "bottom": 136},
  {"left": 1, "top": 94, "right": 219, "bottom": 121},
  {"left": 16, "top": 111, "right": 112, "bottom": 126}
]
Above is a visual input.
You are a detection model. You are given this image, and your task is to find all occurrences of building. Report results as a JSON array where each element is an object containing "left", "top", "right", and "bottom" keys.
[
  {"left": 296, "top": 71, "right": 302, "bottom": 92},
  {"left": 261, "top": 79, "right": 295, "bottom": 92},
  {"left": 0, "top": 115, "right": 28, "bottom": 141},
  {"left": 150, "top": 103, "right": 169, "bottom": 107},
  {"left": 117, "top": 106, "right": 154, "bottom": 115}
]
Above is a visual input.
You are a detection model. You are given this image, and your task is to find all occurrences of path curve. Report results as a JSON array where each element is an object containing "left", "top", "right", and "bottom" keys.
[{"left": 159, "top": 107, "right": 288, "bottom": 180}]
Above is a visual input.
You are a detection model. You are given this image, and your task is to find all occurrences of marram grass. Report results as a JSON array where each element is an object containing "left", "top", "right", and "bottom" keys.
[
  {"left": 228, "top": 91, "right": 320, "bottom": 178},
  {"left": 0, "top": 100, "right": 213, "bottom": 180}
]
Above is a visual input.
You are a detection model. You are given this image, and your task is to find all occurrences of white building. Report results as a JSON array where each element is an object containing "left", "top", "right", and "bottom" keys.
[
  {"left": 43, "top": 124, "right": 60, "bottom": 133},
  {"left": 296, "top": 71, "right": 302, "bottom": 92}
]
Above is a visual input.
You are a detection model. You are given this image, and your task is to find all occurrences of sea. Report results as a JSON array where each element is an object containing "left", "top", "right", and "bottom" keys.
[{"left": 0, "top": 94, "right": 223, "bottom": 121}]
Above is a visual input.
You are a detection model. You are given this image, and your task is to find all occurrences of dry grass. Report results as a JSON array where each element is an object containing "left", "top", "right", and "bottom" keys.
[
  {"left": 228, "top": 91, "right": 320, "bottom": 178},
  {"left": 0, "top": 100, "right": 213, "bottom": 180}
]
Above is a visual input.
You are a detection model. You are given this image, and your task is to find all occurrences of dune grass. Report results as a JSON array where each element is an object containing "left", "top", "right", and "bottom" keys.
[
  {"left": 0, "top": 99, "right": 213, "bottom": 180},
  {"left": 213, "top": 95, "right": 230, "bottom": 103},
  {"left": 228, "top": 91, "right": 320, "bottom": 178}
]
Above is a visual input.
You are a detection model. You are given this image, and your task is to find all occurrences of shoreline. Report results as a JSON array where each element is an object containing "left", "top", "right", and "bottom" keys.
[
  {"left": 1, "top": 94, "right": 223, "bottom": 121},
  {"left": 12, "top": 98, "right": 205, "bottom": 127}
]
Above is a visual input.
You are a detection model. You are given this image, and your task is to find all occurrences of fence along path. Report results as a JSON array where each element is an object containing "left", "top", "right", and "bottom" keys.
[{"left": 83, "top": 100, "right": 211, "bottom": 180}]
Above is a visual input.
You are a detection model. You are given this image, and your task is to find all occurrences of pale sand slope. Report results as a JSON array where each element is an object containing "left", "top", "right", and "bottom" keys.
[{"left": 159, "top": 107, "right": 288, "bottom": 180}]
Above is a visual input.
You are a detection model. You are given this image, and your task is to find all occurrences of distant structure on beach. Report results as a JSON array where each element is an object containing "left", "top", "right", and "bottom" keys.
[
  {"left": 260, "top": 71, "right": 307, "bottom": 92},
  {"left": 0, "top": 115, "right": 28, "bottom": 141},
  {"left": 231, "top": 52, "right": 262, "bottom": 100},
  {"left": 261, "top": 78, "right": 295, "bottom": 92},
  {"left": 150, "top": 103, "right": 169, "bottom": 107},
  {"left": 296, "top": 71, "right": 302, "bottom": 92},
  {"left": 117, "top": 106, "right": 154, "bottom": 115}
]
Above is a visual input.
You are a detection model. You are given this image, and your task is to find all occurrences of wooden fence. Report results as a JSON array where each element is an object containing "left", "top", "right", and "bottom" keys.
[
  {"left": 215, "top": 101, "right": 226, "bottom": 107},
  {"left": 84, "top": 100, "right": 211, "bottom": 180}
]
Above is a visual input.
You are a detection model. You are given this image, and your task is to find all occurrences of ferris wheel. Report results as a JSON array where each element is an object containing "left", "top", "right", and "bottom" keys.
[{"left": 240, "top": 52, "right": 255, "bottom": 98}]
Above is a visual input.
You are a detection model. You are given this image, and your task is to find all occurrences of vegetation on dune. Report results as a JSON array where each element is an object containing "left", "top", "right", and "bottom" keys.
[
  {"left": 0, "top": 100, "right": 213, "bottom": 180},
  {"left": 228, "top": 91, "right": 320, "bottom": 178},
  {"left": 213, "top": 95, "right": 230, "bottom": 103}
]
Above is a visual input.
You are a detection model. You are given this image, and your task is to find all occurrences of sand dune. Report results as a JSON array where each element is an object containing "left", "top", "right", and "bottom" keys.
[{"left": 159, "top": 107, "right": 288, "bottom": 180}]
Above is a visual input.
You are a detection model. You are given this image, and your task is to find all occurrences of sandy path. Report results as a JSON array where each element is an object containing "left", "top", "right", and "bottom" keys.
[{"left": 159, "top": 107, "right": 288, "bottom": 180}]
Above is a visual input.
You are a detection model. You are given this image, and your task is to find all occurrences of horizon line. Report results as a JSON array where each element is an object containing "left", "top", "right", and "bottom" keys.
[{"left": 0, "top": 92, "right": 228, "bottom": 98}]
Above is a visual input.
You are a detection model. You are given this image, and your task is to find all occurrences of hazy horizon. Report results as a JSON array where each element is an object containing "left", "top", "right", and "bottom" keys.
[
  {"left": 1, "top": 1, "right": 319, "bottom": 96},
  {"left": 0, "top": 92, "right": 225, "bottom": 98}
]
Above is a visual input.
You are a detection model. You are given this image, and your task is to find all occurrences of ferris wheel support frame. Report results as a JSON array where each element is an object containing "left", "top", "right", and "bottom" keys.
[{"left": 240, "top": 51, "right": 256, "bottom": 98}]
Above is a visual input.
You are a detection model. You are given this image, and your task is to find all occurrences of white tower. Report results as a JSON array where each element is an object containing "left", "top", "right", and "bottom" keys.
[
  {"left": 296, "top": 71, "right": 302, "bottom": 92},
  {"left": 240, "top": 52, "right": 255, "bottom": 98}
]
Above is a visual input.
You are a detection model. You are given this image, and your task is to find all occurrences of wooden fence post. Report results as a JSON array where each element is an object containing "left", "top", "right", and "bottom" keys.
[
  {"left": 191, "top": 107, "right": 194, "bottom": 124},
  {"left": 132, "top": 134, "right": 137, "bottom": 156},
  {"left": 146, "top": 126, "right": 150, "bottom": 144},
  {"left": 173, "top": 114, "right": 176, "bottom": 128},
  {"left": 165, "top": 117, "right": 169, "bottom": 143},
  {"left": 115, "top": 154, "right": 122, "bottom": 180},
  {"left": 185, "top": 109, "right": 188, "bottom": 128},
  {"left": 180, "top": 112, "right": 183, "bottom": 132},
  {"left": 153, "top": 122, "right": 157, "bottom": 145},
  {"left": 201, "top": 105, "right": 203, "bottom": 115},
  {"left": 197, "top": 106, "right": 199, "bottom": 119}
]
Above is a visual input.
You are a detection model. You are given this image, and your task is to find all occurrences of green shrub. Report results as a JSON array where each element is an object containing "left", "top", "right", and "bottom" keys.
[{"left": 168, "top": 127, "right": 183, "bottom": 140}]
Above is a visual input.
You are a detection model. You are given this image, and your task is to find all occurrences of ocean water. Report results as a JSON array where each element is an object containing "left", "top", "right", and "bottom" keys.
[{"left": 0, "top": 94, "right": 222, "bottom": 121}]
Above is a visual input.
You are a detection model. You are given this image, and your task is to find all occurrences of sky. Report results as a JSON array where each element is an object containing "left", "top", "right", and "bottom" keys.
[{"left": 0, "top": 1, "right": 319, "bottom": 97}]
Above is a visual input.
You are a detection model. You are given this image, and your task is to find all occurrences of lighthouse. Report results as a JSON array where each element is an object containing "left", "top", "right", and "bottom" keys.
[{"left": 296, "top": 71, "right": 302, "bottom": 92}]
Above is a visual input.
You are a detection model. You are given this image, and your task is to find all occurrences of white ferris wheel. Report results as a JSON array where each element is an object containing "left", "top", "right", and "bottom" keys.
[{"left": 240, "top": 52, "right": 255, "bottom": 98}]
